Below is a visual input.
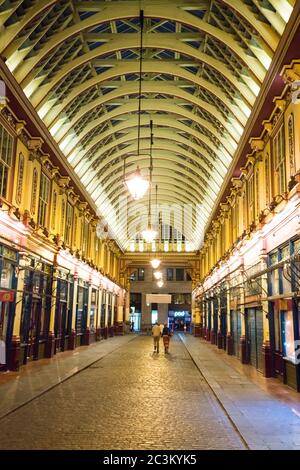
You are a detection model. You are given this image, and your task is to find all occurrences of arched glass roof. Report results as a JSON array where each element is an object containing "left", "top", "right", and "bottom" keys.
[{"left": 0, "top": 0, "right": 295, "bottom": 249}]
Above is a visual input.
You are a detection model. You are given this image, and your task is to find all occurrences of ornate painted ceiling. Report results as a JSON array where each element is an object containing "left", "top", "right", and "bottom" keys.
[{"left": 0, "top": 0, "right": 295, "bottom": 250}]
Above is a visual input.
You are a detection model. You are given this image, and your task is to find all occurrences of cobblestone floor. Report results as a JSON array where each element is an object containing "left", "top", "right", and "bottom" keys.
[{"left": 0, "top": 335, "right": 245, "bottom": 450}]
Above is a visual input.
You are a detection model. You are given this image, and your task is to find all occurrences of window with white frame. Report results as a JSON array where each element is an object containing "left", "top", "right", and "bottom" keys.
[
  {"left": 37, "top": 173, "right": 50, "bottom": 227},
  {"left": 273, "top": 124, "right": 286, "bottom": 195},
  {"left": 0, "top": 124, "right": 13, "bottom": 198}
]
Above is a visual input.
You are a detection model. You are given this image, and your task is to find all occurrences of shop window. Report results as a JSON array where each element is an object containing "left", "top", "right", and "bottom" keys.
[
  {"left": 37, "top": 173, "right": 50, "bottom": 227},
  {"left": 90, "top": 288, "right": 97, "bottom": 334},
  {"left": 0, "top": 124, "right": 13, "bottom": 199},
  {"left": 273, "top": 124, "right": 286, "bottom": 195},
  {"left": 64, "top": 202, "right": 73, "bottom": 246},
  {"left": 16, "top": 153, "right": 24, "bottom": 204},
  {"left": 0, "top": 260, "right": 14, "bottom": 289},
  {"left": 281, "top": 310, "right": 295, "bottom": 362},
  {"left": 151, "top": 310, "right": 158, "bottom": 324},
  {"left": 31, "top": 168, "right": 38, "bottom": 215},
  {"left": 172, "top": 293, "right": 191, "bottom": 305}
]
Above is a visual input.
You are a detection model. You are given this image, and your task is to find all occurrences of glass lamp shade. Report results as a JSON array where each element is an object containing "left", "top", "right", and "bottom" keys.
[
  {"left": 153, "top": 271, "right": 162, "bottom": 280},
  {"left": 150, "top": 258, "right": 161, "bottom": 269},
  {"left": 142, "top": 227, "right": 157, "bottom": 244},
  {"left": 157, "top": 280, "right": 164, "bottom": 288},
  {"left": 124, "top": 167, "right": 149, "bottom": 200}
]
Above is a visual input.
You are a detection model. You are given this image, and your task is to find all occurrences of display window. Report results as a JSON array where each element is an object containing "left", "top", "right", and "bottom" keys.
[{"left": 281, "top": 310, "right": 296, "bottom": 363}]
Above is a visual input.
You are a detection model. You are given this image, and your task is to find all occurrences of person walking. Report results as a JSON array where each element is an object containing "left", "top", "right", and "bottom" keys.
[
  {"left": 162, "top": 323, "right": 171, "bottom": 353},
  {"left": 152, "top": 321, "right": 161, "bottom": 353}
]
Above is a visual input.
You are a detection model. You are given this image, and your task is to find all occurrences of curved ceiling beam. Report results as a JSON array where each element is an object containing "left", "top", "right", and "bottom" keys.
[
  {"left": 77, "top": 129, "right": 225, "bottom": 185},
  {"left": 220, "top": 0, "right": 280, "bottom": 50},
  {"left": 79, "top": 140, "right": 224, "bottom": 195},
  {"left": 15, "top": 6, "right": 266, "bottom": 86},
  {"left": 35, "top": 35, "right": 258, "bottom": 119},
  {"left": 35, "top": 44, "right": 255, "bottom": 115},
  {"left": 102, "top": 182, "right": 208, "bottom": 220},
  {"left": 36, "top": 61, "right": 249, "bottom": 127},
  {"left": 84, "top": 150, "right": 223, "bottom": 205},
  {"left": 55, "top": 82, "right": 241, "bottom": 147},
  {"left": 62, "top": 99, "right": 235, "bottom": 158},
  {"left": 83, "top": 148, "right": 219, "bottom": 204},
  {"left": 101, "top": 189, "right": 207, "bottom": 241},
  {"left": 88, "top": 154, "right": 218, "bottom": 204},
  {"left": 66, "top": 101, "right": 231, "bottom": 167},
  {"left": 74, "top": 115, "right": 226, "bottom": 171},
  {"left": 0, "top": 0, "right": 57, "bottom": 50}
]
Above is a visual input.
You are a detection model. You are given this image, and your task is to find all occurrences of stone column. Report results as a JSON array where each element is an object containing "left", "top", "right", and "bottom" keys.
[
  {"left": 261, "top": 257, "right": 272, "bottom": 377},
  {"left": 158, "top": 303, "right": 168, "bottom": 325},
  {"left": 8, "top": 261, "right": 25, "bottom": 371},
  {"left": 45, "top": 267, "right": 57, "bottom": 358},
  {"left": 110, "top": 293, "right": 115, "bottom": 337},
  {"left": 192, "top": 291, "right": 201, "bottom": 337},
  {"left": 83, "top": 283, "right": 92, "bottom": 345},
  {"left": 104, "top": 290, "right": 108, "bottom": 339},
  {"left": 217, "top": 295, "right": 223, "bottom": 349},
  {"left": 96, "top": 288, "right": 102, "bottom": 340},
  {"left": 226, "top": 280, "right": 233, "bottom": 355},
  {"left": 116, "top": 292, "right": 124, "bottom": 335},
  {"left": 239, "top": 268, "right": 247, "bottom": 364}
]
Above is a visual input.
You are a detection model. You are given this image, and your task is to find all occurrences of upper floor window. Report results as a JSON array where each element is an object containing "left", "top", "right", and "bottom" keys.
[
  {"left": 130, "top": 268, "right": 145, "bottom": 281},
  {"left": 176, "top": 268, "right": 184, "bottom": 281},
  {"left": 81, "top": 219, "right": 89, "bottom": 255},
  {"left": 51, "top": 191, "right": 57, "bottom": 231},
  {"left": 273, "top": 124, "right": 286, "bottom": 195},
  {"left": 64, "top": 202, "right": 73, "bottom": 246},
  {"left": 167, "top": 268, "right": 174, "bottom": 281},
  {"left": 37, "top": 173, "right": 50, "bottom": 227},
  {"left": 31, "top": 168, "right": 38, "bottom": 215},
  {"left": 0, "top": 124, "right": 13, "bottom": 198},
  {"left": 248, "top": 174, "right": 254, "bottom": 222},
  {"left": 16, "top": 153, "right": 24, "bottom": 204}
]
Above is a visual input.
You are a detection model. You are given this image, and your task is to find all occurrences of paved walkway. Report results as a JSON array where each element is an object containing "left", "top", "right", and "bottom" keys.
[
  {"left": 0, "top": 335, "right": 245, "bottom": 450},
  {"left": 0, "top": 335, "right": 135, "bottom": 420},
  {"left": 0, "top": 334, "right": 299, "bottom": 449},
  {"left": 181, "top": 334, "right": 300, "bottom": 450}
]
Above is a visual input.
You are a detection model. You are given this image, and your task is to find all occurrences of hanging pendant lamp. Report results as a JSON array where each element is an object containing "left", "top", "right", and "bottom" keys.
[
  {"left": 124, "top": 10, "right": 149, "bottom": 200},
  {"left": 142, "top": 119, "right": 157, "bottom": 243}
]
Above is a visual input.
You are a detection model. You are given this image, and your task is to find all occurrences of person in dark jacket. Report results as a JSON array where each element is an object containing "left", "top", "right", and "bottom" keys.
[{"left": 162, "top": 323, "right": 171, "bottom": 354}]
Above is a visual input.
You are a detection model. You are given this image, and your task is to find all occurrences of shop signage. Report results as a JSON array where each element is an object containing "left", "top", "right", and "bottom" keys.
[{"left": 0, "top": 290, "right": 14, "bottom": 302}]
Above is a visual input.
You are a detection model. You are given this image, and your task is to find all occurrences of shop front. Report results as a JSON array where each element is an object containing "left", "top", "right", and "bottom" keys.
[
  {"left": 89, "top": 287, "right": 98, "bottom": 343},
  {"left": 0, "top": 245, "right": 18, "bottom": 371},
  {"left": 20, "top": 257, "right": 53, "bottom": 365},
  {"left": 75, "top": 280, "right": 88, "bottom": 347},
  {"left": 268, "top": 239, "right": 300, "bottom": 390},
  {"left": 54, "top": 270, "right": 74, "bottom": 353},
  {"left": 107, "top": 292, "right": 114, "bottom": 337},
  {"left": 219, "top": 284, "right": 227, "bottom": 350},
  {"left": 205, "top": 298, "right": 212, "bottom": 341},
  {"left": 100, "top": 290, "right": 107, "bottom": 339},
  {"left": 211, "top": 296, "right": 218, "bottom": 345},
  {"left": 245, "top": 307, "right": 263, "bottom": 371},
  {"left": 231, "top": 309, "right": 242, "bottom": 359}
]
